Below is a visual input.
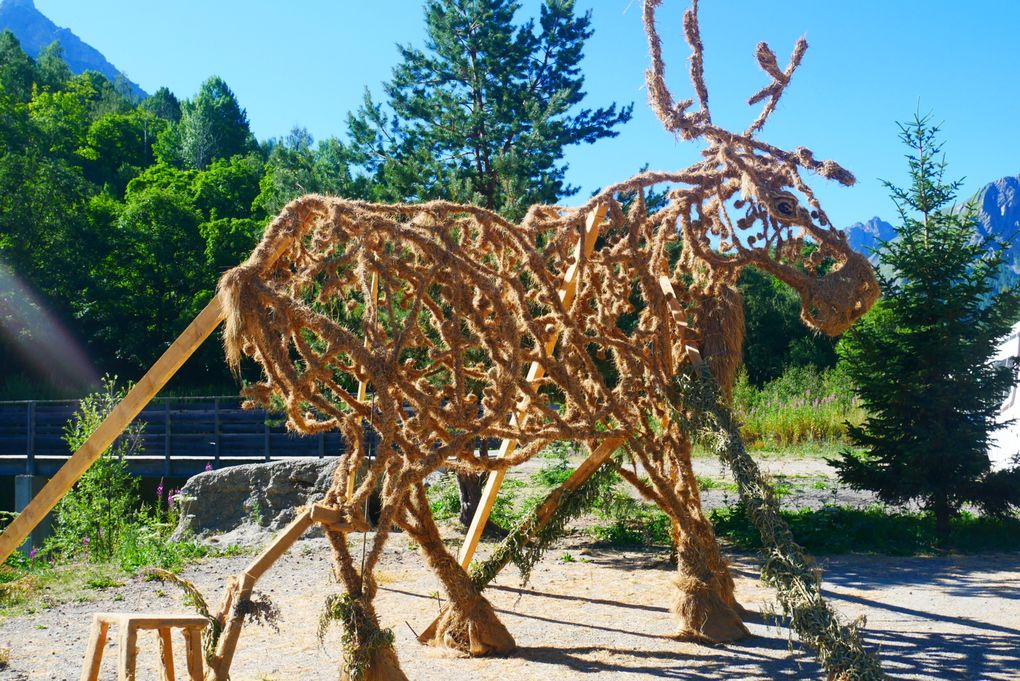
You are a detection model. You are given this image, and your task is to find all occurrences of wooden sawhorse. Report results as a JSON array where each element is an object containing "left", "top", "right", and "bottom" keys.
[{"left": 80, "top": 612, "right": 208, "bottom": 681}]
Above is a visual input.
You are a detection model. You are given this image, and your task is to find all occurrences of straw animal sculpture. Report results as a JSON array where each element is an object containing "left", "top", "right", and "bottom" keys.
[{"left": 216, "top": 1, "right": 883, "bottom": 678}]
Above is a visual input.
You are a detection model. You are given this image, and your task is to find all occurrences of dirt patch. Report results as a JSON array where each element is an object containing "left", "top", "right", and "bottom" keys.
[{"left": 1, "top": 531, "right": 1017, "bottom": 680}]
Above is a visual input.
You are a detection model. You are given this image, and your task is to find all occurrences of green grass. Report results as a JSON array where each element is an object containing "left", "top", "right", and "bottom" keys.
[
  {"left": 422, "top": 428, "right": 1020, "bottom": 558},
  {"left": 428, "top": 453, "right": 578, "bottom": 528},
  {"left": 691, "top": 440, "right": 852, "bottom": 460},
  {"left": 709, "top": 504, "right": 1020, "bottom": 555},
  {"left": 1, "top": 560, "right": 124, "bottom": 617},
  {"left": 84, "top": 574, "right": 123, "bottom": 590},
  {"left": 733, "top": 366, "right": 866, "bottom": 448},
  {"left": 426, "top": 472, "right": 461, "bottom": 522},
  {"left": 589, "top": 505, "right": 673, "bottom": 546},
  {"left": 697, "top": 475, "right": 738, "bottom": 492},
  {"left": 1, "top": 539, "right": 245, "bottom": 618},
  {"left": 530, "top": 458, "right": 573, "bottom": 487}
]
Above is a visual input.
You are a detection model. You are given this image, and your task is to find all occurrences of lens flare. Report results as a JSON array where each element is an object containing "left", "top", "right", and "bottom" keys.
[{"left": 0, "top": 259, "right": 99, "bottom": 395}]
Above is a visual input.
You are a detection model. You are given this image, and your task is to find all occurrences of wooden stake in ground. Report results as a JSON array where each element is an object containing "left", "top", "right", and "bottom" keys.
[{"left": 456, "top": 204, "right": 607, "bottom": 569}]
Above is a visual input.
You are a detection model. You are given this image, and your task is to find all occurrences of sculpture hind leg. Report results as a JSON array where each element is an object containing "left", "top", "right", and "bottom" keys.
[
  {"left": 397, "top": 482, "right": 515, "bottom": 656},
  {"left": 624, "top": 434, "right": 749, "bottom": 643},
  {"left": 325, "top": 528, "right": 408, "bottom": 681}
]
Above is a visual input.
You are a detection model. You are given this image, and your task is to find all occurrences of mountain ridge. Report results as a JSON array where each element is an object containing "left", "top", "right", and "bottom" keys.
[
  {"left": 0, "top": 0, "right": 145, "bottom": 98},
  {"left": 844, "top": 174, "right": 1020, "bottom": 293}
]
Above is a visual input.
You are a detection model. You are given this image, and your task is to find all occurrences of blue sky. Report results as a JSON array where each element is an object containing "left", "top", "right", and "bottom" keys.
[{"left": 32, "top": 0, "right": 1020, "bottom": 228}]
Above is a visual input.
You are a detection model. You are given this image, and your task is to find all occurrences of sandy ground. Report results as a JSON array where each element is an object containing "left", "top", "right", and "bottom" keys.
[{"left": 2, "top": 530, "right": 1018, "bottom": 681}]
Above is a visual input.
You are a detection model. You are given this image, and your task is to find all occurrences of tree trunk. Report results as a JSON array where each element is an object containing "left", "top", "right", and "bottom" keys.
[
  {"left": 457, "top": 471, "right": 485, "bottom": 527},
  {"left": 457, "top": 437, "right": 489, "bottom": 527},
  {"left": 933, "top": 496, "right": 952, "bottom": 546}
]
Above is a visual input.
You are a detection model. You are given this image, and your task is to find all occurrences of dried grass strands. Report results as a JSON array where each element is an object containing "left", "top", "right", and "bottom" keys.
[{"left": 207, "top": 0, "right": 887, "bottom": 674}]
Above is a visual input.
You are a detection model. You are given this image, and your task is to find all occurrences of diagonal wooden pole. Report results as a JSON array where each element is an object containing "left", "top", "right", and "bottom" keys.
[
  {"left": 420, "top": 269, "right": 697, "bottom": 639},
  {"left": 0, "top": 296, "right": 227, "bottom": 563},
  {"left": 456, "top": 204, "right": 607, "bottom": 568},
  {"left": 0, "top": 223, "right": 311, "bottom": 564},
  {"left": 347, "top": 271, "right": 379, "bottom": 500}
]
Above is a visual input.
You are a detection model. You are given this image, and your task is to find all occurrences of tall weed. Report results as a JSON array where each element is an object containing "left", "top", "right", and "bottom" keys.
[
  {"left": 44, "top": 377, "right": 206, "bottom": 573},
  {"left": 733, "top": 366, "right": 865, "bottom": 447}
]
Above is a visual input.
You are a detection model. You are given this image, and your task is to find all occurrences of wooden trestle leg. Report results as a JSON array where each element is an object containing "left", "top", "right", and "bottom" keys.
[{"left": 457, "top": 204, "right": 608, "bottom": 568}]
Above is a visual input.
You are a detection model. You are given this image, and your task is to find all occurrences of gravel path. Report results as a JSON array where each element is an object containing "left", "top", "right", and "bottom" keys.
[{"left": 2, "top": 532, "right": 1018, "bottom": 681}]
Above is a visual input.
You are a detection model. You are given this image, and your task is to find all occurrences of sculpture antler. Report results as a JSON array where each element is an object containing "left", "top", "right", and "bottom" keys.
[
  {"left": 643, "top": 0, "right": 710, "bottom": 140},
  {"left": 745, "top": 38, "right": 808, "bottom": 135}
]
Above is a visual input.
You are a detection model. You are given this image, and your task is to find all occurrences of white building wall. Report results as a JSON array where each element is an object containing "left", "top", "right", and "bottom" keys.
[{"left": 990, "top": 322, "right": 1020, "bottom": 471}]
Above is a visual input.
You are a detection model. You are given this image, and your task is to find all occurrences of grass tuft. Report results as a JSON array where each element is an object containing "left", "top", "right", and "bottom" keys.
[{"left": 733, "top": 366, "right": 865, "bottom": 447}]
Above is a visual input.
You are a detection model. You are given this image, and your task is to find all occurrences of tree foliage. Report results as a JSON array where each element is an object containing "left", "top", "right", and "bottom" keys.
[
  {"left": 346, "top": 0, "right": 631, "bottom": 219},
  {"left": 739, "top": 267, "right": 838, "bottom": 386},
  {"left": 833, "top": 114, "right": 1020, "bottom": 539},
  {"left": 254, "top": 127, "right": 367, "bottom": 217},
  {"left": 0, "top": 37, "right": 284, "bottom": 392}
]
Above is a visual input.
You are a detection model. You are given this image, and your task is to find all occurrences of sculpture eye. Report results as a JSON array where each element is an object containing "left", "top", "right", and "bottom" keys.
[{"left": 767, "top": 191, "right": 800, "bottom": 221}]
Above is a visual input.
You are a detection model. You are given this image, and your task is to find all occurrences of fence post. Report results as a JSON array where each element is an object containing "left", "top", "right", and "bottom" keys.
[
  {"left": 25, "top": 401, "right": 36, "bottom": 476},
  {"left": 264, "top": 417, "right": 270, "bottom": 462},
  {"left": 214, "top": 397, "right": 221, "bottom": 466},
  {"left": 164, "top": 400, "right": 171, "bottom": 477}
]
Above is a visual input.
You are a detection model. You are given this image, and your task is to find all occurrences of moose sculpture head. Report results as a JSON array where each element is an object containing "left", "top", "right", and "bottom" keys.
[{"left": 640, "top": 0, "right": 879, "bottom": 340}]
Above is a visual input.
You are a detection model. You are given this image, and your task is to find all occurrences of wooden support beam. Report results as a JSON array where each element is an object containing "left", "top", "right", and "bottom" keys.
[
  {"left": 658, "top": 275, "right": 704, "bottom": 367},
  {"left": 207, "top": 573, "right": 256, "bottom": 681},
  {"left": 309, "top": 503, "right": 371, "bottom": 534},
  {"left": 243, "top": 510, "right": 313, "bottom": 581},
  {"left": 80, "top": 617, "right": 109, "bottom": 681},
  {"left": 182, "top": 628, "right": 203, "bottom": 681},
  {"left": 119, "top": 620, "right": 139, "bottom": 681},
  {"left": 0, "top": 295, "right": 227, "bottom": 564},
  {"left": 457, "top": 204, "right": 608, "bottom": 568},
  {"left": 157, "top": 628, "right": 175, "bottom": 681},
  {"left": 531, "top": 437, "right": 623, "bottom": 523},
  {"left": 347, "top": 271, "right": 380, "bottom": 500},
  {"left": 205, "top": 502, "right": 367, "bottom": 681}
]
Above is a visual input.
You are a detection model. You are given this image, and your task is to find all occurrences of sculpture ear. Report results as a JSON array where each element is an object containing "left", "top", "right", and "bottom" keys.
[{"left": 739, "top": 173, "right": 756, "bottom": 202}]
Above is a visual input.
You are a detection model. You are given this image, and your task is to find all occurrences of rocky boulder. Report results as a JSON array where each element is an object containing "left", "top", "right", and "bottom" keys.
[{"left": 173, "top": 457, "right": 339, "bottom": 544}]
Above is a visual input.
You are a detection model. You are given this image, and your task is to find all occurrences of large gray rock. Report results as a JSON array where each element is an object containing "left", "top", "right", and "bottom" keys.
[{"left": 173, "top": 457, "right": 339, "bottom": 543}]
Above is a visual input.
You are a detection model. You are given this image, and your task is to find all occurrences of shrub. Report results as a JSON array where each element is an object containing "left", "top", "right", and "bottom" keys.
[
  {"left": 46, "top": 377, "right": 144, "bottom": 561},
  {"left": 44, "top": 377, "right": 206, "bottom": 574},
  {"left": 709, "top": 503, "right": 1020, "bottom": 555}
]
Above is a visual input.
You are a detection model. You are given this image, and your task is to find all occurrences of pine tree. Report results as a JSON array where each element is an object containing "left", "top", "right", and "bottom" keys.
[
  {"left": 346, "top": 0, "right": 630, "bottom": 526},
  {"left": 833, "top": 114, "right": 1020, "bottom": 541},
  {"left": 346, "top": 0, "right": 631, "bottom": 221}
]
